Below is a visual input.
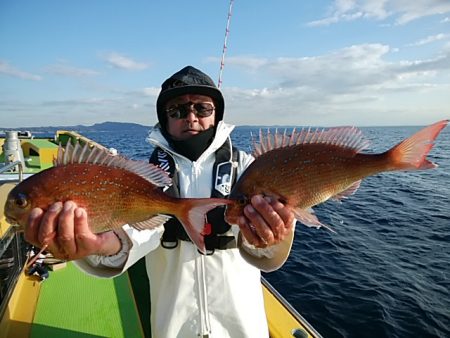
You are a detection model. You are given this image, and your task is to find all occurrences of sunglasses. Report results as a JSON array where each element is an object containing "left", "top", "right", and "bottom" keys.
[{"left": 166, "top": 102, "right": 215, "bottom": 119}]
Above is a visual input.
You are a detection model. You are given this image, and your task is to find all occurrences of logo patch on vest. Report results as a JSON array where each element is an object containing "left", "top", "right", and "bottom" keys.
[
  {"left": 157, "top": 149, "right": 171, "bottom": 173},
  {"left": 214, "top": 162, "right": 233, "bottom": 196}
]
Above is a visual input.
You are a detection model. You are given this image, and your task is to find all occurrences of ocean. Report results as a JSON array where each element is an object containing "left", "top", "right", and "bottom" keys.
[{"left": 82, "top": 123, "right": 450, "bottom": 338}]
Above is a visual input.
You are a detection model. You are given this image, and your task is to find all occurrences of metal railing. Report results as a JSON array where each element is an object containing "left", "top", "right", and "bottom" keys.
[
  {"left": 0, "top": 160, "right": 24, "bottom": 182},
  {"left": 0, "top": 161, "right": 27, "bottom": 321}
]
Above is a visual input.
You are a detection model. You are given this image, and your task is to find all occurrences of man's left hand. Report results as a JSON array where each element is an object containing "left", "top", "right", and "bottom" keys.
[{"left": 237, "top": 195, "right": 294, "bottom": 248}]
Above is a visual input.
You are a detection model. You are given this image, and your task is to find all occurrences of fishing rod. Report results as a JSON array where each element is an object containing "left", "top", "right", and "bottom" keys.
[{"left": 218, "top": 0, "right": 234, "bottom": 89}]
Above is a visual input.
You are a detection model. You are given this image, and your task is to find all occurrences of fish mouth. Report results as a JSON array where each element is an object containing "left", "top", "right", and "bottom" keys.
[
  {"left": 5, "top": 217, "right": 23, "bottom": 231},
  {"left": 5, "top": 215, "right": 18, "bottom": 227}
]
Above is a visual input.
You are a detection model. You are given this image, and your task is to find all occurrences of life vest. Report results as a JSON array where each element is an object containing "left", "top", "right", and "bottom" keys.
[{"left": 149, "top": 137, "right": 239, "bottom": 254}]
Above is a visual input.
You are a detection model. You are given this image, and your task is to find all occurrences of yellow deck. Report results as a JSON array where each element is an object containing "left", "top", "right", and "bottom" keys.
[
  {"left": 0, "top": 263, "right": 144, "bottom": 338},
  {"left": 0, "top": 183, "right": 15, "bottom": 237},
  {"left": 263, "top": 280, "right": 318, "bottom": 338},
  {"left": 0, "top": 271, "right": 42, "bottom": 338}
]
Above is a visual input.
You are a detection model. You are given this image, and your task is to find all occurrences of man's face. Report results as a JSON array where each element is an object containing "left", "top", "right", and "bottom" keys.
[{"left": 165, "top": 94, "right": 216, "bottom": 140}]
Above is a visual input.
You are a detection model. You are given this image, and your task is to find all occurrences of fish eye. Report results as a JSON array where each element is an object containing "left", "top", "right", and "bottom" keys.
[
  {"left": 14, "top": 193, "right": 29, "bottom": 208},
  {"left": 236, "top": 195, "right": 248, "bottom": 206}
]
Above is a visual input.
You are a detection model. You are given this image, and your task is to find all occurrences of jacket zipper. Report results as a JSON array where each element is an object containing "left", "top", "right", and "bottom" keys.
[
  {"left": 195, "top": 254, "right": 211, "bottom": 336},
  {"left": 150, "top": 136, "right": 214, "bottom": 336},
  {"left": 192, "top": 162, "right": 211, "bottom": 336}
]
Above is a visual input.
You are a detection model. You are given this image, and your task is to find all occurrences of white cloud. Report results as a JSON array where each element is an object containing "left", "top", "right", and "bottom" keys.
[
  {"left": 2, "top": 43, "right": 448, "bottom": 128},
  {"left": 259, "top": 44, "right": 394, "bottom": 92},
  {"left": 40, "top": 97, "right": 116, "bottom": 107},
  {"left": 0, "top": 60, "right": 42, "bottom": 81},
  {"left": 45, "top": 61, "right": 99, "bottom": 77},
  {"left": 393, "top": 1, "right": 450, "bottom": 25},
  {"left": 142, "top": 87, "right": 160, "bottom": 97},
  {"left": 0, "top": 89, "right": 156, "bottom": 128},
  {"left": 406, "top": 33, "right": 450, "bottom": 47},
  {"left": 221, "top": 43, "right": 450, "bottom": 126},
  {"left": 308, "top": 0, "right": 450, "bottom": 26},
  {"left": 206, "top": 56, "right": 269, "bottom": 71},
  {"left": 102, "top": 52, "right": 149, "bottom": 71}
]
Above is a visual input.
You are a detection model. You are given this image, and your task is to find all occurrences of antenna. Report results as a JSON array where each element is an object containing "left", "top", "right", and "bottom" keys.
[{"left": 218, "top": 0, "right": 234, "bottom": 88}]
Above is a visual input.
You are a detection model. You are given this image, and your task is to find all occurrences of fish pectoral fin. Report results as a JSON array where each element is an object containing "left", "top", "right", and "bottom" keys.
[
  {"left": 130, "top": 214, "right": 172, "bottom": 231},
  {"left": 293, "top": 208, "right": 336, "bottom": 233},
  {"left": 330, "top": 180, "right": 362, "bottom": 202}
]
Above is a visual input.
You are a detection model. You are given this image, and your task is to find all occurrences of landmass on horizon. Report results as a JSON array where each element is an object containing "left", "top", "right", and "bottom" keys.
[
  {"left": 0, "top": 122, "right": 150, "bottom": 133},
  {"left": 1, "top": 121, "right": 439, "bottom": 134}
]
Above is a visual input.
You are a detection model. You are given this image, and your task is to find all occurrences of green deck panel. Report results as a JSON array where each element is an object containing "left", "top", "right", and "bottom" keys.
[
  {"left": 23, "top": 139, "right": 58, "bottom": 171},
  {"left": 127, "top": 258, "right": 151, "bottom": 338},
  {"left": 25, "top": 156, "right": 46, "bottom": 171},
  {"left": 21, "top": 155, "right": 54, "bottom": 173},
  {"left": 25, "top": 140, "right": 59, "bottom": 148},
  {"left": 56, "top": 134, "right": 73, "bottom": 146},
  {"left": 30, "top": 263, "right": 144, "bottom": 338}
]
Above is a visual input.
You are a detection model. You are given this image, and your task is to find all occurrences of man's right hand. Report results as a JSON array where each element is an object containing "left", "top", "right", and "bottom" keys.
[{"left": 24, "top": 200, "right": 122, "bottom": 260}]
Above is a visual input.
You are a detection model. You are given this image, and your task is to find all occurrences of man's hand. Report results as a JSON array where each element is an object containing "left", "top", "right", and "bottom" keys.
[
  {"left": 237, "top": 195, "right": 294, "bottom": 248},
  {"left": 24, "top": 201, "right": 121, "bottom": 260}
]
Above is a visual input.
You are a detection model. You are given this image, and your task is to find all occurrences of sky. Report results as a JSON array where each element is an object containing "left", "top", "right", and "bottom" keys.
[{"left": 1, "top": 0, "right": 450, "bottom": 128}]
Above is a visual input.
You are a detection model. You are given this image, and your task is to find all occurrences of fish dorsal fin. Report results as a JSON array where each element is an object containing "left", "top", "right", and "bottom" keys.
[
  {"left": 55, "top": 142, "right": 172, "bottom": 188},
  {"left": 252, "top": 126, "right": 371, "bottom": 158}
]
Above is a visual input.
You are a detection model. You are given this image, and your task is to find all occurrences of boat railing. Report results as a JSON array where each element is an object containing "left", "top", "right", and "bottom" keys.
[
  {"left": 0, "top": 160, "right": 24, "bottom": 182},
  {"left": 0, "top": 160, "right": 24, "bottom": 255},
  {"left": 0, "top": 162, "right": 28, "bottom": 323}
]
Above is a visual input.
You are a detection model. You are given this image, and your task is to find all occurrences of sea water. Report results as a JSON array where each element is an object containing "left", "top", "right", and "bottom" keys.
[{"left": 83, "top": 124, "right": 450, "bottom": 338}]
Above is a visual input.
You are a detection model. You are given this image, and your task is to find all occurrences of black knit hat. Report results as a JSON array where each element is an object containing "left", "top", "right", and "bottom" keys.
[{"left": 156, "top": 66, "right": 225, "bottom": 129}]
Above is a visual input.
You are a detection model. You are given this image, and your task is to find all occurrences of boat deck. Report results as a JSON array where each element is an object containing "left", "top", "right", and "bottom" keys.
[
  {"left": 31, "top": 264, "right": 143, "bottom": 338},
  {"left": 0, "top": 131, "right": 321, "bottom": 338},
  {"left": 1, "top": 263, "right": 144, "bottom": 338}
]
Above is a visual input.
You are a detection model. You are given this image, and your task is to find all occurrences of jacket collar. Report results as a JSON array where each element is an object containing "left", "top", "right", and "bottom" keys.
[{"left": 146, "top": 121, "right": 235, "bottom": 162}]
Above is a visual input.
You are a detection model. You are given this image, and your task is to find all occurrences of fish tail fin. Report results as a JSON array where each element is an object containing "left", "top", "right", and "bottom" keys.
[
  {"left": 177, "top": 198, "right": 232, "bottom": 254},
  {"left": 386, "top": 120, "right": 448, "bottom": 170}
]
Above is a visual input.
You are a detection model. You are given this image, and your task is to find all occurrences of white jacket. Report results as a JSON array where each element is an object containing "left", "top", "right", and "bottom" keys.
[{"left": 76, "top": 121, "right": 294, "bottom": 338}]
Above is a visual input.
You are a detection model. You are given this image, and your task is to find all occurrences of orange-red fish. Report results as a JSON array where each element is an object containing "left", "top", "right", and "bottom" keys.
[
  {"left": 4, "top": 142, "right": 230, "bottom": 252},
  {"left": 225, "top": 120, "right": 448, "bottom": 231}
]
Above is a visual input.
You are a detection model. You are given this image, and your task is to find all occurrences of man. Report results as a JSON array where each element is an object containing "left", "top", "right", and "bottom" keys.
[{"left": 25, "top": 66, "right": 295, "bottom": 337}]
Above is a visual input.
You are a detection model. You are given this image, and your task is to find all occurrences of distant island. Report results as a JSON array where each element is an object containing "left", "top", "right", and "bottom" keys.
[
  {"left": 0, "top": 121, "right": 293, "bottom": 134},
  {"left": 0, "top": 121, "right": 152, "bottom": 134}
]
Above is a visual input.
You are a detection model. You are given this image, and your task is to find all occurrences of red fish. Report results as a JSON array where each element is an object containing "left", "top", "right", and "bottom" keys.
[
  {"left": 225, "top": 120, "right": 448, "bottom": 231},
  {"left": 4, "top": 142, "right": 230, "bottom": 253}
]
